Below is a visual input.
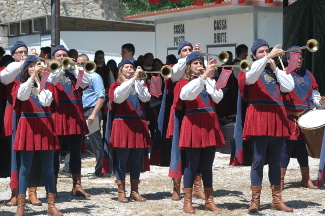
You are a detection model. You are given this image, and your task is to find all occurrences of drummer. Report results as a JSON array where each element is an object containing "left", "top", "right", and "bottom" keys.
[{"left": 280, "top": 47, "right": 325, "bottom": 190}]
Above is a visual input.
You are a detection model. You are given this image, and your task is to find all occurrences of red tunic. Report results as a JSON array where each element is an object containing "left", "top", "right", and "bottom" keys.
[
  {"left": 282, "top": 69, "right": 318, "bottom": 140},
  {"left": 52, "top": 72, "right": 88, "bottom": 135},
  {"left": 12, "top": 82, "right": 60, "bottom": 151},
  {"left": 4, "top": 81, "right": 17, "bottom": 137},
  {"left": 238, "top": 68, "right": 290, "bottom": 140},
  {"left": 109, "top": 82, "right": 151, "bottom": 149},
  {"left": 175, "top": 79, "right": 225, "bottom": 149}
]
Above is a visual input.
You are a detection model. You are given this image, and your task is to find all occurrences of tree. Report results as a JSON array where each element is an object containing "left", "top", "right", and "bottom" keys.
[{"left": 118, "top": 0, "right": 215, "bottom": 15}]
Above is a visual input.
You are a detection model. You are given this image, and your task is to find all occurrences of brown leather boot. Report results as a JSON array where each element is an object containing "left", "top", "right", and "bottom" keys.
[
  {"left": 171, "top": 178, "right": 181, "bottom": 200},
  {"left": 28, "top": 187, "right": 42, "bottom": 206},
  {"left": 300, "top": 166, "right": 318, "bottom": 189},
  {"left": 47, "top": 193, "right": 63, "bottom": 216},
  {"left": 54, "top": 175, "right": 58, "bottom": 198},
  {"left": 247, "top": 185, "right": 262, "bottom": 213},
  {"left": 192, "top": 175, "right": 205, "bottom": 199},
  {"left": 130, "top": 179, "right": 146, "bottom": 202},
  {"left": 116, "top": 180, "right": 129, "bottom": 203},
  {"left": 71, "top": 174, "right": 91, "bottom": 197},
  {"left": 182, "top": 188, "right": 195, "bottom": 213},
  {"left": 7, "top": 188, "right": 18, "bottom": 206},
  {"left": 204, "top": 187, "right": 222, "bottom": 212},
  {"left": 271, "top": 185, "right": 293, "bottom": 212},
  {"left": 14, "top": 194, "right": 26, "bottom": 216},
  {"left": 281, "top": 168, "right": 286, "bottom": 191}
]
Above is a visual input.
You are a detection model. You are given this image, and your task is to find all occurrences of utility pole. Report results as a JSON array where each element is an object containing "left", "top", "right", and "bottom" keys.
[{"left": 51, "top": 0, "right": 60, "bottom": 49}]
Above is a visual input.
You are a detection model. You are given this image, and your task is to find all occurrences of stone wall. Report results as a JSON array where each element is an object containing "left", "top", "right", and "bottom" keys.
[
  {"left": 0, "top": 0, "right": 126, "bottom": 48},
  {"left": 0, "top": 0, "right": 125, "bottom": 23}
]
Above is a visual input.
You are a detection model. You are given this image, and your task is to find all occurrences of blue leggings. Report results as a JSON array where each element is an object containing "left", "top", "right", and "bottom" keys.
[
  {"left": 250, "top": 136, "right": 285, "bottom": 186},
  {"left": 183, "top": 146, "right": 216, "bottom": 188},
  {"left": 115, "top": 148, "right": 143, "bottom": 180},
  {"left": 281, "top": 139, "right": 309, "bottom": 168},
  {"left": 53, "top": 135, "right": 83, "bottom": 175},
  {"left": 19, "top": 151, "right": 55, "bottom": 195}
]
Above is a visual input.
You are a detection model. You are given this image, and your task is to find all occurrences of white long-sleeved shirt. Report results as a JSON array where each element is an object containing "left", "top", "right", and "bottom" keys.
[
  {"left": 180, "top": 77, "right": 223, "bottom": 104},
  {"left": 113, "top": 79, "right": 151, "bottom": 104},
  {"left": 17, "top": 77, "right": 53, "bottom": 107},
  {"left": 0, "top": 62, "right": 23, "bottom": 85},
  {"left": 245, "top": 56, "right": 294, "bottom": 92}
]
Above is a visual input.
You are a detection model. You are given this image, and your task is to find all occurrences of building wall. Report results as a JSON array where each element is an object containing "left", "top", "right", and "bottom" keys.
[
  {"left": 0, "top": 0, "right": 126, "bottom": 48},
  {"left": 8, "top": 31, "right": 156, "bottom": 63},
  {"left": 0, "top": 0, "right": 125, "bottom": 23},
  {"left": 154, "top": 7, "right": 283, "bottom": 61}
]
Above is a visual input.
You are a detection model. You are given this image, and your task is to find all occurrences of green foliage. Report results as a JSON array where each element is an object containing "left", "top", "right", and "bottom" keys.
[{"left": 119, "top": 0, "right": 216, "bottom": 16}]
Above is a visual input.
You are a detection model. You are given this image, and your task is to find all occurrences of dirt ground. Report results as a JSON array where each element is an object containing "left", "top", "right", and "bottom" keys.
[{"left": 1, "top": 151, "right": 325, "bottom": 216}]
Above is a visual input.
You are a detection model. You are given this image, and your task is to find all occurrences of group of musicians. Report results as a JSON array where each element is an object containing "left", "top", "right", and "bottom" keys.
[{"left": 0, "top": 39, "right": 324, "bottom": 215}]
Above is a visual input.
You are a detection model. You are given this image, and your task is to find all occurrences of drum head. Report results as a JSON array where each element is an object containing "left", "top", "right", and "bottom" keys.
[{"left": 298, "top": 109, "right": 325, "bottom": 129}]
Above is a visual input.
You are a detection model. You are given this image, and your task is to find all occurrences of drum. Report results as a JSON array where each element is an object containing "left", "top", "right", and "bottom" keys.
[{"left": 298, "top": 109, "right": 325, "bottom": 158}]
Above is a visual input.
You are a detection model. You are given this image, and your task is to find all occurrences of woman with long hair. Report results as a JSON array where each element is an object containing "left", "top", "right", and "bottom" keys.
[
  {"left": 12, "top": 55, "right": 62, "bottom": 216},
  {"left": 173, "top": 51, "right": 225, "bottom": 213}
]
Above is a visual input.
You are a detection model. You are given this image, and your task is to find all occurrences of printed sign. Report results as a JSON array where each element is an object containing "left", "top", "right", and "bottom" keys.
[
  {"left": 173, "top": 23, "right": 185, "bottom": 46},
  {"left": 214, "top": 18, "right": 227, "bottom": 44}
]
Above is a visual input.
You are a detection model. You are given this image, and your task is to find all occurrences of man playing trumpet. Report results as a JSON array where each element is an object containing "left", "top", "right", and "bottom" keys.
[
  {"left": 280, "top": 47, "right": 325, "bottom": 190},
  {"left": 239, "top": 39, "right": 294, "bottom": 213}
]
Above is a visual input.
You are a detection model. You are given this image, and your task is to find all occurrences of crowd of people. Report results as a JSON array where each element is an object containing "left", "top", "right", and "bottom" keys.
[{"left": 0, "top": 38, "right": 324, "bottom": 215}]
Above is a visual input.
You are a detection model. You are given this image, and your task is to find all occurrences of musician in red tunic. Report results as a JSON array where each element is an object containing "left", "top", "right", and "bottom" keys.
[
  {"left": 239, "top": 39, "right": 294, "bottom": 213},
  {"left": 0, "top": 41, "right": 43, "bottom": 206},
  {"left": 50, "top": 45, "right": 92, "bottom": 198},
  {"left": 12, "top": 55, "right": 62, "bottom": 216},
  {"left": 280, "top": 47, "right": 325, "bottom": 189},
  {"left": 107, "top": 59, "right": 151, "bottom": 203},
  {"left": 166, "top": 41, "right": 206, "bottom": 201},
  {"left": 172, "top": 52, "right": 225, "bottom": 213}
]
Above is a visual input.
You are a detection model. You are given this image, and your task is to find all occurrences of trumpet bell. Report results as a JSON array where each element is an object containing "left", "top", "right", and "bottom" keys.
[
  {"left": 84, "top": 61, "right": 96, "bottom": 73},
  {"left": 240, "top": 59, "right": 251, "bottom": 72},
  {"left": 48, "top": 60, "right": 62, "bottom": 74},
  {"left": 306, "top": 39, "right": 319, "bottom": 52},
  {"left": 62, "top": 57, "right": 75, "bottom": 70},
  {"left": 160, "top": 65, "right": 173, "bottom": 78},
  {"left": 218, "top": 51, "right": 229, "bottom": 64}
]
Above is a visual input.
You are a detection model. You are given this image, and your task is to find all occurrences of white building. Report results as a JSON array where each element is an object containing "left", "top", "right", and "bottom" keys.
[
  {"left": 125, "top": 0, "right": 295, "bottom": 62},
  {"left": 3, "top": 16, "right": 155, "bottom": 63}
]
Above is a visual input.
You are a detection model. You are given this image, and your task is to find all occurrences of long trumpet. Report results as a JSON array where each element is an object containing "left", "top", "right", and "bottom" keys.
[
  {"left": 283, "top": 39, "right": 319, "bottom": 54},
  {"left": 202, "top": 60, "right": 251, "bottom": 72},
  {"left": 200, "top": 51, "right": 230, "bottom": 64},
  {"left": 131, "top": 65, "right": 173, "bottom": 79}
]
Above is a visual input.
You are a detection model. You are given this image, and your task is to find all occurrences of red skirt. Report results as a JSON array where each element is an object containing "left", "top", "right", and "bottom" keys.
[
  {"left": 243, "top": 104, "right": 290, "bottom": 140},
  {"left": 179, "top": 112, "right": 225, "bottom": 149},
  {"left": 110, "top": 119, "right": 151, "bottom": 149},
  {"left": 13, "top": 117, "right": 60, "bottom": 151},
  {"left": 4, "top": 104, "right": 13, "bottom": 137},
  {"left": 53, "top": 103, "right": 88, "bottom": 135}
]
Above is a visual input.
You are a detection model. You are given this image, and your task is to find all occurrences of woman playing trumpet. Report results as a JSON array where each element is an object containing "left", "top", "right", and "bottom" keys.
[
  {"left": 12, "top": 55, "right": 62, "bottom": 216},
  {"left": 172, "top": 51, "right": 226, "bottom": 213},
  {"left": 105, "top": 59, "right": 151, "bottom": 203}
]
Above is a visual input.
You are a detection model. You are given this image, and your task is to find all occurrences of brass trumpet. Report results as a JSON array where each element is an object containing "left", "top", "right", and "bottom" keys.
[
  {"left": 202, "top": 60, "right": 251, "bottom": 72},
  {"left": 62, "top": 57, "right": 75, "bottom": 70},
  {"left": 82, "top": 61, "right": 97, "bottom": 74},
  {"left": 283, "top": 39, "right": 319, "bottom": 54},
  {"left": 130, "top": 65, "right": 173, "bottom": 79},
  {"left": 200, "top": 51, "right": 230, "bottom": 64}
]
